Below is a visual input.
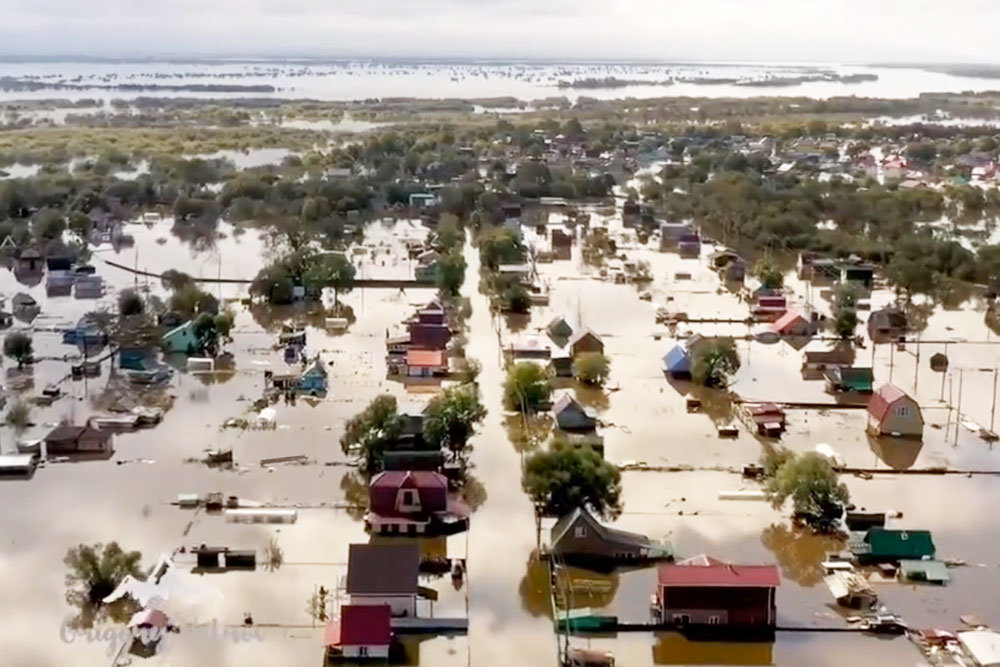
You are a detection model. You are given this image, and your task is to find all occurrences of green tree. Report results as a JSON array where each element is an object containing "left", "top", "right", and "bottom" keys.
[
  {"left": 304, "top": 252, "right": 356, "bottom": 307},
  {"left": 753, "top": 259, "right": 784, "bottom": 290},
  {"left": 169, "top": 283, "right": 219, "bottom": 318},
  {"left": 523, "top": 442, "right": 622, "bottom": 519},
  {"left": 494, "top": 274, "right": 531, "bottom": 313},
  {"left": 434, "top": 213, "right": 463, "bottom": 251},
  {"left": 905, "top": 141, "right": 937, "bottom": 162},
  {"left": 478, "top": 226, "right": 525, "bottom": 271},
  {"left": 117, "top": 289, "right": 145, "bottom": 317},
  {"left": 3, "top": 332, "right": 33, "bottom": 369},
  {"left": 68, "top": 211, "right": 92, "bottom": 240},
  {"left": 436, "top": 249, "right": 467, "bottom": 297},
  {"left": 5, "top": 400, "right": 32, "bottom": 433},
  {"left": 503, "top": 362, "right": 552, "bottom": 413},
  {"left": 691, "top": 338, "right": 740, "bottom": 387},
  {"left": 834, "top": 308, "right": 858, "bottom": 339},
  {"left": 764, "top": 451, "right": 849, "bottom": 533},
  {"left": 192, "top": 312, "right": 222, "bottom": 356},
  {"left": 32, "top": 208, "right": 66, "bottom": 241},
  {"left": 340, "top": 395, "right": 402, "bottom": 474},
  {"left": 64, "top": 542, "right": 144, "bottom": 629},
  {"left": 250, "top": 263, "right": 295, "bottom": 305},
  {"left": 423, "top": 384, "right": 487, "bottom": 454},
  {"left": 573, "top": 352, "right": 611, "bottom": 386}
]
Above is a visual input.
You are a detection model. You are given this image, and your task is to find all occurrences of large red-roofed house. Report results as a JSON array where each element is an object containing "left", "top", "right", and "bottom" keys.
[
  {"left": 324, "top": 604, "right": 392, "bottom": 660},
  {"left": 867, "top": 383, "right": 923, "bottom": 438},
  {"left": 366, "top": 470, "right": 469, "bottom": 536},
  {"left": 656, "top": 555, "right": 780, "bottom": 631}
]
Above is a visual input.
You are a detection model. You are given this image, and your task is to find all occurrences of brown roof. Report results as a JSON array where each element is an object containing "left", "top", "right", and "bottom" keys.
[{"left": 346, "top": 544, "right": 419, "bottom": 596}]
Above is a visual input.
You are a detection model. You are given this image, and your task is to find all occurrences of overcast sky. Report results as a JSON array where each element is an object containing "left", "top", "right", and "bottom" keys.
[{"left": 1, "top": 0, "right": 995, "bottom": 63}]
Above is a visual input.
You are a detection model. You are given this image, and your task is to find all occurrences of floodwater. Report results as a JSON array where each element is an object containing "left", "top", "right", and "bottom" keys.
[
  {"left": 5, "top": 207, "right": 1000, "bottom": 666},
  {"left": 2, "top": 60, "right": 1000, "bottom": 103}
]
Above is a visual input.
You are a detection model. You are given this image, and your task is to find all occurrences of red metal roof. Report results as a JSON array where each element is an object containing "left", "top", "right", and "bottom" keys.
[
  {"left": 336, "top": 605, "right": 392, "bottom": 646},
  {"left": 867, "top": 383, "right": 909, "bottom": 422},
  {"left": 771, "top": 310, "right": 806, "bottom": 333},
  {"left": 658, "top": 562, "right": 780, "bottom": 588},
  {"left": 371, "top": 470, "right": 447, "bottom": 491},
  {"left": 406, "top": 349, "right": 445, "bottom": 367}
]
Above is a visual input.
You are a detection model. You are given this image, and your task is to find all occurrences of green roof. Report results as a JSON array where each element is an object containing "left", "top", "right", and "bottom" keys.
[
  {"left": 899, "top": 559, "right": 949, "bottom": 583},
  {"left": 865, "top": 529, "right": 935, "bottom": 560}
]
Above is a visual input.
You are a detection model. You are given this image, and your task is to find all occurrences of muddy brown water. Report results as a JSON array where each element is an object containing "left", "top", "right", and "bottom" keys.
[{"left": 1, "top": 215, "right": 998, "bottom": 665}]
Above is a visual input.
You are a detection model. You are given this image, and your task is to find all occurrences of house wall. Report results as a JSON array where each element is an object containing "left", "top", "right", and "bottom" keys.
[
  {"left": 661, "top": 587, "right": 774, "bottom": 627},
  {"left": 349, "top": 594, "right": 416, "bottom": 617},
  {"left": 342, "top": 644, "right": 390, "bottom": 659},
  {"left": 572, "top": 336, "right": 603, "bottom": 356},
  {"left": 876, "top": 399, "right": 922, "bottom": 436},
  {"left": 554, "top": 515, "right": 616, "bottom": 559}
]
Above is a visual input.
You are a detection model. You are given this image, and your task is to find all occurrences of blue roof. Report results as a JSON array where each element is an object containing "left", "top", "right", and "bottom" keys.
[{"left": 662, "top": 345, "right": 690, "bottom": 374}]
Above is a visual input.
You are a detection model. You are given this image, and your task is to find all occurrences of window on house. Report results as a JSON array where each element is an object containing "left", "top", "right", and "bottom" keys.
[
  {"left": 708, "top": 615, "right": 720, "bottom": 625},
  {"left": 896, "top": 405, "right": 910, "bottom": 417},
  {"left": 671, "top": 614, "right": 690, "bottom": 625},
  {"left": 359, "top": 646, "right": 368, "bottom": 657},
  {"left": 574, "top": 526, "right": 587, "bottom": 538},
  {"left": 398, "top": 489, "right": 421, "bottom": 511}
]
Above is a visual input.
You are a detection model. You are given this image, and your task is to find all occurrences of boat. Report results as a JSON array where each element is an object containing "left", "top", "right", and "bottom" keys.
[{"left": 91, "top": 413, "right": 141, "bottom": 430}]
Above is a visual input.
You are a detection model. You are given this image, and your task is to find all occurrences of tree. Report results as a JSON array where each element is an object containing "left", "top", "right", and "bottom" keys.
[
  {"left": 117, "top": 289, "right": 145, "bottom": 317},
  {"left": 436, "top": 249, "right": 467, "bottom": 297},
  {"left": 64, "top": 542, "right": 144, "bottom": 628},
  {"left": 32, "top": 208, "right": 66, "bottom": 241},
  {"left": 504, "top": 362, "right": 552, "bottom": 413},
  {"left": 5, "top": 400, "right": 31, "bottom": 433},
  {"left": 833, "top": 308, "right": 858, "bottom": 339},
  {"left": 494, "top": 274, "right": 531, "bottom": 313},
  {"left": 573, "top": 352, "right": 611, "bottom": 386},
  {"left": 764, "top": 451, "right": 849, "bottom": 533},
  {"left": 753, "top": 259, "right": 784, "bottom": 290},
  {"left": 433, "top": 213, "right": 463, "bottom": 251},
  {"left": 304, "top": 252, "right": 356, "bottom": 307},
  {"left": 340, "top": 395, "right": 402, "bottom": 474},
  {"left": 478, "top": 226, "right": 525, "bottom": 271},
  {"left": 423, "top": 384, "right": 487, "bottom": 454},
  {"left": 169, "top": 283, "right": 219, "bottom": 318},
  {"left": 192, "top": 312, "right": 222, "bottom": 356},
  {"left": 250, "top": 263, "right": 295, "bottom": 305},
  {"left": 3, "top": 332, "right": 33, "bottom": 369},
  {"left": 691, "top": 338, "right": 740, "bottom": 387},
  {"left": 905, "top": 141, "right": 937, "bottom": 162},
  {"left": 523, "top": 442, "right": 622, "bottom": 519}
]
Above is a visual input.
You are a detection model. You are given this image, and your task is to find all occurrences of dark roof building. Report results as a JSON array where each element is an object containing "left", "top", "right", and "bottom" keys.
[
  {"left": 346, "top": 543, "right": 420, "bottom": 597},
  {"left": 552, "top": 394, "right": 597, "bottom": 432},
  {"left": 550, "top": 507, "right": 671, "bottom": 567}
]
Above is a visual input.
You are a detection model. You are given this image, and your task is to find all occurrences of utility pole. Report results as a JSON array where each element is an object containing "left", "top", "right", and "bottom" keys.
[
  {"left": 913, "top": 334, "right": 920, "bottom": 392},
  {"left": 889, "top": 341, "right": 895, "bottom": 383},
  {"left": 956, "top": 369, "right": 964, "bottom": 446},
  {"left": 992, "top": 368, "right": 998, "bottom": 433},
  {"left": 940, "top": 342, "right": 949, "bottom": 401}
]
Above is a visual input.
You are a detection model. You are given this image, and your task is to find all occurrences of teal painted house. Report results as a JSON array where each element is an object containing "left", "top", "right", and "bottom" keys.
[
  {"left": 296, "top": 358, "right": 328, "bottom": 396},
  {"left": 850, "top": 528, "right": 935, "bottom": 564},
  {"left": 162, "top": 320, "right": 198, "bottom": 354}
]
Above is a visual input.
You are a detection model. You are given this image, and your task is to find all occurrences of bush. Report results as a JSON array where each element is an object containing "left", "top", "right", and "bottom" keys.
[
  {"left": 764, "top": 451, "right": 849, "bottom": 533},
  {"left": 573, "top": 352, "right": 610, "bottom": 386},
  {"left": 503, "top": 362, "right": 552, "bottom": 413}
]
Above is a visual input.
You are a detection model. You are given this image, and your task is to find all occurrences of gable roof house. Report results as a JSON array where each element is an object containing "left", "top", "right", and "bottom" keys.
[
  {"left": 867, "top": 383, "right": 923, "bottom": 438},
  {"left": 569, "top": 328, "right": 604, "bottom": 357},
  {"left": 346, "top": 543, "right": 420, "bottom": 617},
  {"left": 770, "top": 310, "right": 814, "bottom": 337},
  {"left": 867, "top": 308, "right": 908, "bottom": 344},
  {"left": 295, "top": 358, "right": 328, "bottom": 396},
  {"left": 547, "top": 315, "right": 574, "bottom": 341},
  {"left": 366, "top": 470, "right": 468, "bottom": 536},
  {"left": 553, "top": 394, "right": 598, "bottom": 432},
  {"left": 324, "top": 604, "right": 393, "bottom": 661},
  {"left": 162, "top": 320, "right": 198, "bottom": 355},
  {"left": 825, "top": 366, "right": 874, "bottom": 393},
  {"left": 656, "top": 556, "right": 780, "bottom": 634},
  {"left": 550, "top": 507, "right": 671, "bottom": 568},
  {"left": 44, "top": 424, "right": 113, "bottom": 458},
  {"left": 662, "top": 345, "right": 691, "bottom": 377}
]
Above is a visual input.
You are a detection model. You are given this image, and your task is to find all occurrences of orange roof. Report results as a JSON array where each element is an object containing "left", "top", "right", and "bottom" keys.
[{"left": 406, "top": 349, "right": 445, "bottom": 367}]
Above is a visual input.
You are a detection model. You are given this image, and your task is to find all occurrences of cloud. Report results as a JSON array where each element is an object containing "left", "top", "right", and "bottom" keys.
[{"left": 0, "top": 0, "right": 996, "bottom": 63}]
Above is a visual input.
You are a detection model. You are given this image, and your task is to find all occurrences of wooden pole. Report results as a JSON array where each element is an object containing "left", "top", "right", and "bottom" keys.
[
  {"left": 956, "top": 369, "right": 964, "bottom": 446},
  {"left": 992, "top": 368, "right": 998, "bottom": 433}
]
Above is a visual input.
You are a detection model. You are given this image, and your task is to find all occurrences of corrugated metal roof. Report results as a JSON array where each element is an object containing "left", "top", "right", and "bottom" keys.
[{"left": 658, "top": 562, "right": 780, "bottom": 588}]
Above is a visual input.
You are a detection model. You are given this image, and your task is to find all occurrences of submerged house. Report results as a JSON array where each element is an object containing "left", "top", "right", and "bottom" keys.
[
  {"left": 867, "top": 308, "right": 908, "bottom": 344},
  {"left": 825, "top": 366, "right": 874, "bottom": 393},
  {"left": 550, "top": 507, "right": 671, "bottom": 568},
  {"left": 553, "top": 394, "right": 598, "bottom": 432},
  {"left": 366, "top": 470, "right": 468, "bottom": 536},
  {"left": 569, "top": 328, "right": 604, "bottom": 357},
  {"left": 162, "top": 320, "right": 198, "bottom": 355},
  {"left": 655, "top": 555, "right": 780, "bottom": 633},
  {"left": 295, "top": 358, "right": 328, "bottom": 395},
  {"left": 662, "top": 345, "right": 691, "bottom": 378},
  {"left": 850, "top": 528, "right": 935, "bottom": 565},
  {"left": 44, "top": 424, "right": 113, "bottom": 457},
  {"left": 346, "top": 543, "right": 420, "bottom": 616},
  {"left": 324, "top": 604, "right": 393, "bottom": 662},
  {"left": 547, "top": 315, "right": 574, "bottom": 341},
  {"left": 867, "top": 383, "right": 923, "bottom": 438},
  {"left": 770, "top": 310, "right": 814, "bottom": 337}
]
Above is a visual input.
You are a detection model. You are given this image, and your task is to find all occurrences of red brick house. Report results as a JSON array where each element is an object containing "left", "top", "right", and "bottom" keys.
[
  {"left": 656, "top": 555, "right": 779, "bottom": 633},
  {"left": 366, "top": 471, "right": 468, "bottom": 535}
]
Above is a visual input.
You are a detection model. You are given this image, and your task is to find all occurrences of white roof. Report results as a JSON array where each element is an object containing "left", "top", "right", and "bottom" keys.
[
  {"left": 0, "top": 454, "right": 36, "bottom": 469},
  {"left": 960, "top": 630, "right": 1000, "bottom": 667}
]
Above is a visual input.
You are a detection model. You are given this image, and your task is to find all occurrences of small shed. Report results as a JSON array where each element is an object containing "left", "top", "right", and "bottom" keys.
[
  {"left": 547, "top": 315, "right": 574, "bottom": 340},
  {"left": 771, "top": 310, "right": 812, "bottom": 337},
  {"left": 825, "top": 366, "right": 874, "bottom": 393},
  {"left": 162, "top": 320, "right": 197, "bottom": 355},
  {"left": 867, "top": 383, "right": 923, "bottom": 438},
  {"left": 899, "top": 560, "right": 949, "bottom": 584},
  {"left": 569, "top": 328, "right": 604, "bottom": 357}
]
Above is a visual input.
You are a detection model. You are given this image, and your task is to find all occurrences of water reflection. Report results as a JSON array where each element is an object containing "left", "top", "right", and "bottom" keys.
[
  {"left": 575, "top": 384, "right": 610, "bottom": 412},
  {"left": 339, "top": 470, "right": 368, "bottom": 521},
  {"left": 866, "top": 434, "right": 923, "bottom": 470},
  {"left": 505, "top": 413, "right": 552, "bottom": 453},
  {"left": 519, "top": 554, "right": 553, "bottom": 618},
  {"left": 760, "top": 523, "right": 844, "bottom": 587},
  {"left": 652, "top": 633, "right": 774, "bottom": 666}
]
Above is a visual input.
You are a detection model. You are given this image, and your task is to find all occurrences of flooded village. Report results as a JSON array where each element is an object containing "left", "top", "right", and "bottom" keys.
[{"left": 8, "top": 61, "right": 1000, "bottom": 667}]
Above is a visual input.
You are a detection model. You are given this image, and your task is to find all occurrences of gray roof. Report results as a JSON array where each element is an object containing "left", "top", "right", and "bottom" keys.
[
  {"left": 552, "top": 394, "right": 596, "bottom": 431},
  {"left": 346, "top": 544, "right": 419, "bottom": 595},
  {"left": 551, "top": 507, "right": 661, "bottom": 551}
]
